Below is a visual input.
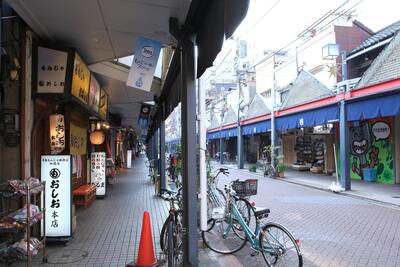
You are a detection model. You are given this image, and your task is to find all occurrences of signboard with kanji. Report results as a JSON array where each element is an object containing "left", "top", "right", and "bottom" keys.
[
  {"left": 37, "top": 47, "right": 68, "bottom": 93},
  {"left": 41, "top": 155, "right": 72, "bottom": 237},
  {"left": 91, "top": 152, "right": 106, "bottom": 196},
  {"left": 71, "top": 53, "right": 90, "bottom": 104},
  {"left": 69, "top": 123, "right": 87, "bottom": 155}
]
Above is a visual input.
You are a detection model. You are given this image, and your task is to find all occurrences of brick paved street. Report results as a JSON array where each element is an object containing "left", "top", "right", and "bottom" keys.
[
  {"left": 208, "top": 167, "right": 400, "bottom": 267},
  {"left": 26, "top": 156, "right": 169, "bottom": 267},
  {"left": 21, "top": 157, "right": 400, "bottom": 267}
]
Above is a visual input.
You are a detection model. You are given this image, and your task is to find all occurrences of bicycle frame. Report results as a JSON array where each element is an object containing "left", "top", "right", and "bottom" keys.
[{"left": 225, "top": 199, "right": 280, "bottom": 254}]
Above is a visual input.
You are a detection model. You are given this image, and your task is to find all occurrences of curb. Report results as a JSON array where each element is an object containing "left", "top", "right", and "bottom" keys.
[{"left": 221, "top": 165, "right": 400, "bottom": 210}]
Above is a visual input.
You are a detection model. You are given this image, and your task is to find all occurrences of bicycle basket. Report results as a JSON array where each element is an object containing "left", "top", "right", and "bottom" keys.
[{"left": 232, "top": 179, "right": 258, "bottom": 197}]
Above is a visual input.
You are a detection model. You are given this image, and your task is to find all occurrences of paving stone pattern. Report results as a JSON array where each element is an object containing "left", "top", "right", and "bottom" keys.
[
  {"left": 25, "top": 156, "right": 168, "bottom": 267},
  {"left": 209, "top": 167, "right": 400, "bottom": 267}
]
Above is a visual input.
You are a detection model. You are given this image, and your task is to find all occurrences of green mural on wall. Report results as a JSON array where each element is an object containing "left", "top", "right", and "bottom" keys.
[{"left": 349, "top": 117, "right": 394, "bottom": 184}]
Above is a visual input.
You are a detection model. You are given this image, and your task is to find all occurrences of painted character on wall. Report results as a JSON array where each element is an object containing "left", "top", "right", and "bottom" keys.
[{"left": 350, "top": 121, "right": 379, "bottom": 178}]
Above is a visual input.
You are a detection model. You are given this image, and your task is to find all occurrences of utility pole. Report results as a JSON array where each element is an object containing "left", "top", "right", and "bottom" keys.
[{"left": 236, "top": 39, "right": 246, "bottom": 169}]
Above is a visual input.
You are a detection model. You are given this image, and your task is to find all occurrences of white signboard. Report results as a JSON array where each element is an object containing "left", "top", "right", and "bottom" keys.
[
  {"left": 91, "top": 152, "right": 106, "bottom": 196},
  {"left": 37, "top": 47, "right": 68, "bottom": 93},
  {"left": 126, "top": 37, "right": 161, "bottom": 91},
  {"left": 127, "top": 150, "right": 132, "bottom": 169},
  {"left": 41, "top": 155, "right": 71, "bottom": 237}
]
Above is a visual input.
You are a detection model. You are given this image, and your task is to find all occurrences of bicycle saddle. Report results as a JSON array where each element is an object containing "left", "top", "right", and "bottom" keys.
[{"left": 253, "top": 207, "right": 270, "bottom": 219}]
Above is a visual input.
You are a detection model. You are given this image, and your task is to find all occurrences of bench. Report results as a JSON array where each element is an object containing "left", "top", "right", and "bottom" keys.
[{"left": 73, "top": 184, "right": 96, "bottom": 208}]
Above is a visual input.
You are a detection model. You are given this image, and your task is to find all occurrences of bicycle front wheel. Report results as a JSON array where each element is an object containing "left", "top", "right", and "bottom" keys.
[
  {"left": 202, "top": 216, "right": 247, "bottom": 254},
  {"left": 259, "top": 223, "right": 302, "bottom": 267},
  {"left": 232, "top": 198, "right": 251, "bottom": 240}
]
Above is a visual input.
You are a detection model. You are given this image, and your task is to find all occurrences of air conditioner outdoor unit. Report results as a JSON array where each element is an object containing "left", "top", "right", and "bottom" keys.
[{"left": 335, "top": 77, "right": 361, "bottom": 93}]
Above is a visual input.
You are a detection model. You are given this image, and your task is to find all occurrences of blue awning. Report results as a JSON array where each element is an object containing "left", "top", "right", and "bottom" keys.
[
  {"left": 346, "top": 93, "right": 400, "bottom": 121},
  {"left": 220, "top": 128, "right": 237, "bottom": 138},
  {"left": 242, "top": 120, "right": 271, "bottom": 135},
  {"left": 166, "top": 139, "right": 181, "bottom": 145},
  {"left": 207, "top": 127, "right": 237, "bottom": 140},
  {"left": 276, "top": 104, "right": 339, "bottom": 131},
  {"left": 207, "top": 132, "right": 220, "bottom": 140}
]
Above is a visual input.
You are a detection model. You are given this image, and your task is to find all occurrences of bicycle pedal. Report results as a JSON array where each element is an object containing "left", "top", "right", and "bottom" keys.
[{"left": 250, "top": 251, "right": 259, "bottom": 257}]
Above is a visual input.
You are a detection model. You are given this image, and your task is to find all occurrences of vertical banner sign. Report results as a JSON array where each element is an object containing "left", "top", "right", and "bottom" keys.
[
  {"left": 37, "top": 47, "right": 68, "bottom": 93},
  {"left": 126, "top": 37, "right": 161, "bottom": 91},
  {"left": 71, "top": 53, "right": 90, "bottom": 104},
  {"left": 41, "top": 155, "right": 72, "bottom": 237},
  {"left": 91, "top": 152, "right": 106, "bottom": 196}
]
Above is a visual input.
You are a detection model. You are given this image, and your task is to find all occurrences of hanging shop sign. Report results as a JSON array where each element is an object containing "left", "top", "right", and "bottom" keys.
[
  {"left": 89, "top": 74, "right": 100, "bottom": 113},
  {"left": 99, "top": 89, "right": 108, "bottom": 120},
  {"left": 71, "top": 53, "right": 90, "bottom": 104},
  {"left": 37, "top": 47, "right": 68, "bottom": 93},
  {"left": 91, "top": 152, "right": 106, "bottom": 196},
  {"left": 126, "top": 36, "right": 161, "bottom": 91},
  {"left": 69, "top": 123, "right": 87, "bottom": 155},
  {"left": 49, "top": 114, "right": 65, "bottom": 154},
  {"left": 41, "top": 155, "right": 72, "bottom": 238}
]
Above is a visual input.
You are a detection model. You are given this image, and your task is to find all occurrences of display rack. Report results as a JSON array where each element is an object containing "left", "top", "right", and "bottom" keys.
[{"left": 0, "top": 180, "right": 47, "bottom": 266}]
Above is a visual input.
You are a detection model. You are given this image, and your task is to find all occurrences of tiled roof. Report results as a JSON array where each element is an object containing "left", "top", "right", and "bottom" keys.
[
  {"left": 349, "top": 20, "right": 400, "bottom": 56},
  {"left": 280, "top": 70, "right": 333, "bottom": 110},
  {"left": 356, "top": 31, "right": 400, "bottom": 89},
  {"left": 222, "top": 106, "right": 237, "bottom": 125},
  {"left": 244, "top": 93, "right": 271, "bottom": 120},
  {"left": 208, "top": 114, "right": 220, "bottom": 129}
]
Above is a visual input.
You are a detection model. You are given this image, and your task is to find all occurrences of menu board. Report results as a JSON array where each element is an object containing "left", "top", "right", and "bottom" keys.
[
  {"left": 91, "top": 152, "right": 106, "bottom": 196},
  {"left": 71, "top": 53, "right": 90, "bottom": 104},
  {"left": 41, "top": 155, "right": 72, "bottom": 237}
]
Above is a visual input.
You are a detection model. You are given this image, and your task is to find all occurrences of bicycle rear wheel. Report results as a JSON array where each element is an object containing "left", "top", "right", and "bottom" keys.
[
  {"left": 259, "top": 223, "right": 302, "bottom": 267},
  {"left": 202, "top": 216, "right": 247, "bottom": 254}
]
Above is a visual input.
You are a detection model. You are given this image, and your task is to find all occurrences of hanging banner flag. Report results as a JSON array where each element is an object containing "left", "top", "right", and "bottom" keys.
[{"left": 126, "top": 37, "right": 161, "bottom": 91}]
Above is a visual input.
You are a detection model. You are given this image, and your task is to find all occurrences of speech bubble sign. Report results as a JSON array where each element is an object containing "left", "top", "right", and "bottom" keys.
[{"left": 372, "top": 122, "right": 390, "bottom": 140}]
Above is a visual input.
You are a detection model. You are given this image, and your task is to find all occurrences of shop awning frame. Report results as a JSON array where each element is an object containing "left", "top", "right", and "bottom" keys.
[
  {"left": 346, "top": 91, "right": 400, "bottom": 121},
  {"left": 242, "top": 120, "right": 271, "bottom": 135},
  {"left": 275, "top": 104, "right": 340, "bottom": 131}
]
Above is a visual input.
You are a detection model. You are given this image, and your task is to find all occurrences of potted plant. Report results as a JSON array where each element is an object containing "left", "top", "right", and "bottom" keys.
[
  {"left": 276, "top": 155, "right": 285, "bottom": 178},
  {"left": 249, "top": 164, "right": 257, "bottom": 172}
]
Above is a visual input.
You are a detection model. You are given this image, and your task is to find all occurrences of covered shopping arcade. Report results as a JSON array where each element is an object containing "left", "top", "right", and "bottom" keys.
[{"left": 7, "top": 0, "right": 250, "bottom": 265}]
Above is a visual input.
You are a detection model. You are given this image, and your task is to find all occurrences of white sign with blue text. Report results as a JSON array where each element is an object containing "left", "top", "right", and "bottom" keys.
[
  {"left": 127, "top": 37, "right": 161, "bottom": 91},
  {"left": 41, "top": 155, "right": 71, "bottom": 237}
]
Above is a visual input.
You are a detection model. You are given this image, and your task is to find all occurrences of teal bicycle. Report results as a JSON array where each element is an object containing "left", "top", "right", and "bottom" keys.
[{"left": 202, "top": 179, "right": 303, "bottom": 266}]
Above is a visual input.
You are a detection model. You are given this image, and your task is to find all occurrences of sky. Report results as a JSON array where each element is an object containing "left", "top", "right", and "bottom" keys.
[{"left": 233, "top": 0, "right": 400, "bottom": 55}]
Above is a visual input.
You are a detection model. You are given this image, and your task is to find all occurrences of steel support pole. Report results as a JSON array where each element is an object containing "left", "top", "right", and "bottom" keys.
[
  {"left": 339, "top": 101, "right": 351, "bottom": 190},
  {"left": 160, "top": 121, "right": 166, "bottom": 190},
  {"left": 219, "top": 137, "right": 223, "bottom": 164},
  {"left": 237, "top": 124, "right": 244, "bottom": 169},
  {"left": 271, "top": 55, "right": 277, "bottom": 167},
  {"left": 198, "top": 77, "right": 207, "bottom": 231},
  {"left": 180, "top": 38, "right": 198, "bottom": 266}
]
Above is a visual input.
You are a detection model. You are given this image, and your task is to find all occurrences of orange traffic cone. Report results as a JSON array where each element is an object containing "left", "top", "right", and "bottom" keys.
[{"left": 126, "top": 211, "right": 159, "bottom": 267}]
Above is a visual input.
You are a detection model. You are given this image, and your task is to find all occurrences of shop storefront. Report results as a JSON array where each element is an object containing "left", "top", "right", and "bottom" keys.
[
  {"left": 276, "top": 104, "right": 339, "bottom": 174},
  {"left": 242, "top": 120, "right": 271, "bottom": 164},
  {"left": 32, "top": 43, "right": 109, "bottom": 236},
  {"left": 346, "top": 92, "right": 400, "bottom": 184}
]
